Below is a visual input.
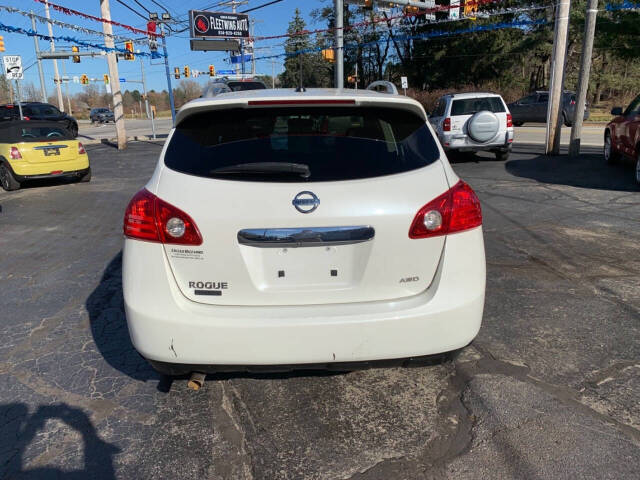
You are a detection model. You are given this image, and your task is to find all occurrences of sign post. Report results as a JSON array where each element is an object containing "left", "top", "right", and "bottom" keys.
[
  {"left": 401, "top": 76, "right": 408, "bottom": 96},
  {"left": 4, "top": 55, "right": 24, "bottom": 119}
]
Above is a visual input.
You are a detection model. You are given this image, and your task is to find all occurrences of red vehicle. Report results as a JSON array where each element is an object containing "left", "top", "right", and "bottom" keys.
[{"left": 604, "top": 94, "right": 640, "bottom": 184}]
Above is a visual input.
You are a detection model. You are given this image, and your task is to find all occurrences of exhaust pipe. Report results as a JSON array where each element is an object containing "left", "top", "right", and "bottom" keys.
[{"left": 187, "top": 371, "right": 206, "bottom": 391}]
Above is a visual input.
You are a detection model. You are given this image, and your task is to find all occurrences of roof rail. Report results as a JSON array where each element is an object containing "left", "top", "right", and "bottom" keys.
[{"left": 366, "top": 81, "right": 399, "bottom": 95}]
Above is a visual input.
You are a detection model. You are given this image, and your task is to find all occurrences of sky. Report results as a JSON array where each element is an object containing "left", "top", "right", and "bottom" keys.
[{"left": 0, "top": 0, "right": 324, "bottom": 97}]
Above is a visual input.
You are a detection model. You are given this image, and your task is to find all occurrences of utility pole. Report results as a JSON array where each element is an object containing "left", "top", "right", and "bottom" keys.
[
  {"left": 545, "top": 0, "right": 571, "bottom": 155},
  {"left": 30, "top": 11, "right": 48, "bottom": 103},
  {"left": 100, "top": 0, "right": 127, "bottom": 150},
  {"left": 158, "top": 22, "right": 176, "bottom": 126},
  {"left": 334, "top": 0, "right": 344, "bottom": 89},
  {"left": 569, "top": 0, "right": 598, "bottom": 157},
  {"left": 44, "top": 1, "right": 65, "bottom": 111},
  {"left": 140, "top": 57, "right": 156, "bottom": 139},
  {"left": 61, "top": 60, "right": 72, "bottom": 114}
]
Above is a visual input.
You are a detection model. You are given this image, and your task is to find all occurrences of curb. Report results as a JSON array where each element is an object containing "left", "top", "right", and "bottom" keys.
[{"left": 81, "top": 136, "right": 165, "bottom": 145}]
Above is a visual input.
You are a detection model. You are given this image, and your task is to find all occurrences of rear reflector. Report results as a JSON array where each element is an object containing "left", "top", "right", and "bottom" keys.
[
  {"left": 50, "top": 170, "right": 63, "bottom": 175},
  {"left": 123, "top": 189, "right": 203, "bottom": 245},
  {"left": 506, "top": 113, "right": 513, "bottom": 128},
  {"left": 248, "top": 99, "right": 356, "bottom": 106},
  {"left": 10, "top": 147, "right": 21, "bottom": 159},
  {"left": 409, "top": 181, "right": 482, "bottom": 239},
  {"left": 443, "top": 117, "right": 451, "bottom": 132}
]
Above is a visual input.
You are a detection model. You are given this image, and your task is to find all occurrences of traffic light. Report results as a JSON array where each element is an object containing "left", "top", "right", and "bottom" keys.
[
  {"left": 80, "top": 74, "right": 89, "bottom": 85},
  {"left": 0, "top": 36, "right": 5, "bottom": 52},
  {"left": 463, "top": 0, "right": 478, "bottom": 19},
  {"left": 322, "top": 49, "right": 335, "bottom": 63},
  {"left": 184, "top": 66, "right": 190, "bottom": 78},
  {"left": 174, "top": 67, "right": 180, "bottom": 79},
  {"left": 103, "top": 74, "right": 109, "bottom": 84},
  {"left": 209, "top": 65, "right": 215, "bottom": 77},
  {"left": 404, "top": 6, "right": 420, "bottom": 14},
  {"left": 363, "top": 0, "right": 373, "bottom": 9},
  {"left": 347, "top": 75, "right": 358, "bottom": 84},
  {"left": 72, "top": 46, "right": 80, "bottom": 63},
  {"left": 124, "top": 40, "right": 134, "bottom": 61}
]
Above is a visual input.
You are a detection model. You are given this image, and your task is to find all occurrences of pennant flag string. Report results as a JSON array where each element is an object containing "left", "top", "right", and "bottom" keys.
[{"left": 33, "top": 0, "right": 162, "bottom": 38}]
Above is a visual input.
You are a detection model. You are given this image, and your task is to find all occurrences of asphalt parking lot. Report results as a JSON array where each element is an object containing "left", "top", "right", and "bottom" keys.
[{"left": 1, "top": 141, "right": 639, "bottom": 479}]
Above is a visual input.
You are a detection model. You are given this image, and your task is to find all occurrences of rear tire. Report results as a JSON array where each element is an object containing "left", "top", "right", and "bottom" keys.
[
  {"left": 604, "top": 132, "right": 620, "bottom": 164},
  {"left": 0, "top": 163, "right": 20, "bottom": 191},
  {"left": 78, "top": 167, "right": 91, "bottom": 183},
  {"left": 495, "top": 149, "right": 510, "bottom": 161},
  {"left": 513, "top": 121, "right": 524, "bottom": 127},
  {"left": 635, "top": 152, "right": 640, "bottom": 185},
  {"left": 70, "top": 122, "right": 78, "bottom": 138},
  {"left": 563, "top": 113, "right": 572, "bottom": 127}
]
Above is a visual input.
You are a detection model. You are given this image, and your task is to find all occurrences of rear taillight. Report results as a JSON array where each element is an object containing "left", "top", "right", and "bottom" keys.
[
  {"left": 409, "top": 181, "right": 482, "bottom": 239},
  {"left": 443, "top": 117, "right": 451, "bottom": 132},
  {"left": 506, "top": 113, "right": 513, "bottom": 128},
  {"left": 10, "top": 147, "right": 21, "bottom": 159},
  {"left": 123, "top": 189, "right": 203, "bottom": 245},
  {"left": 23, "top": 116, "right": 30, "bottom": 121},
  {"left": 78, "top": 142, "right": 86, "bottom": 154}
]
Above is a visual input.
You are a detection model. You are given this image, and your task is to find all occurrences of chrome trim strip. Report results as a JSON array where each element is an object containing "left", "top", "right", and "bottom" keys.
[
  {"left": 33, "top": 145, "right": 69, "bottom": 150},
  {"left": 238, "top": 226, "right": 375, "bottom": 248}
]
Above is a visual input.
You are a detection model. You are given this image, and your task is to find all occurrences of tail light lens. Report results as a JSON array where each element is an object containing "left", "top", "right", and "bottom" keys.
[
  {"left": 409, "top": 181, "right": 482, "bottom": 239},
  {"left": 78, "top": 142, "right": 86, "bottom": 154},
  {"left": 10, "top": 147, "right": 21, "bottom": 159},
  {"left": 506, "top": 113, "right": 513, "bottom": 128},
  {"left": 443, "top": 117, "right": 451, "bottom": 132},
  {"left": 123, "top": 189, "right": 203, "bottom": 245},
  {"left": 23, "top": 116, "right": 30, "bottom": 121}
]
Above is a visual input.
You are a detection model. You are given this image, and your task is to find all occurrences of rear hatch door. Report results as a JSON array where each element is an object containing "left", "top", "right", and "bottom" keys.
[{"left": 157, "top": 99, "right": 450, "bottom": 306}]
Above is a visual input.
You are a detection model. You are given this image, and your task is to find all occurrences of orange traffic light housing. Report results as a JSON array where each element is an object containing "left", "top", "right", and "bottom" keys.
[
  {"left": 72, "top": 46, "right": 80, "bottom": 63},
  {"left": 124, "top": 40, "right": 135, "bottom": 61},
  {"left": 321, "top": 49, "right": 335, "bottom": 63},
  {"left": 103, "top": 74, "right": 109, "bottom": 84},
  {"left": 209, "top": 65, "right": 215, "bottom": 77},
  {"left": 80, "top": 74, "right": 89, "bottom": 85},
  {"left": 464, "top": 0, "right": 478, "bottom": 19},
  {"left": 184, "top": 66, "right": 190, "bottom": 78},
  {"left": 174, "top": 67, "right": 180, "bottom": 79},
  {"left": 0, "top": 36, "right": 5, "bottom": 53}
]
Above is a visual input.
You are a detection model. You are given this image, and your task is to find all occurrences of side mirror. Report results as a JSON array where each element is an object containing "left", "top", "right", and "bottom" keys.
[{"left": 611, "top": 107, "right": 623, "bottom": 116}]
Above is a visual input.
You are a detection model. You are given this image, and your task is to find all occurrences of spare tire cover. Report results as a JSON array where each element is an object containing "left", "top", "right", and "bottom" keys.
[{"left": 467, "top": 110, "right": 500, "bottom": 143}]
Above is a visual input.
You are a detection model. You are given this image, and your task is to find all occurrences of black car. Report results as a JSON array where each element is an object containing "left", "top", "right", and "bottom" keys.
[
  {"left": 0, "top": 102, "right": 79, "bottom": 137},
  {"left": 508, "top": 91, "right": 589, "bottom": 127},
  {"left": 89, "top": 108, "right": 115, "bottom": 124}
]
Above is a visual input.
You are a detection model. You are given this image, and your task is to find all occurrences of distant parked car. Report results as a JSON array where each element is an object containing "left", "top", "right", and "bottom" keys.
[
  {"left": 429, "top": 92, "right": 513, "bottom": 161},
  {"left": 508, "top": 91, "right": 589, "bottom": 127},
  {"left": 604, "top": 94, "right": 640, "bottom": 184},
  {"left": 0, "top": 102, "right": 78, "bottom": 137},
  {"left": 90, "top": 108, "right": 115, "bottom": 124}
]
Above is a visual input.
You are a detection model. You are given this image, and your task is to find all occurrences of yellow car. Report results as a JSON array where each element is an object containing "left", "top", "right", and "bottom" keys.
[{"left": 0, "top": 120, "right": 90, "bottom": 191}]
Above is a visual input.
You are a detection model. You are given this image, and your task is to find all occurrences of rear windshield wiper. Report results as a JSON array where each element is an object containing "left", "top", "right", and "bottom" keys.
[{"left": 210, "top": 162, "right": 311, "bottom": 178}]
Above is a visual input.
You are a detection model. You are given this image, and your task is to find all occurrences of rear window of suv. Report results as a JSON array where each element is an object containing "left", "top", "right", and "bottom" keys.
[
  {"left": 451, "top": 97, "right": 505, "bottom": 116},
  {"left": 165, "top": 106, "right": 440, "bottom": 182}
]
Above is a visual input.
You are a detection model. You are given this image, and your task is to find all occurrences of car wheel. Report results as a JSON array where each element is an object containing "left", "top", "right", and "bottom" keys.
[
  {"left": 495, "top": 149, "right": 510, "bottom": 161},
  {"left": 78, "top": 167, "right": 91, "bottom": 183},
  {"left": 604, "top": 132, "right": 620, "bottom": 164},
  {"left": 513, "top": 121, "right": 524, "bottom": 127},
  {"left": 563, "top": 113, "right": 572, "bottom": 127},
  {"left": 0, "top": 163, "right": 20, "bottom": 191},
  {"left": 635, "top": 152, "right": 640, "bottom": 185},
  {"left": 70, "top": 123, "right": 78, "bottom": 138}
]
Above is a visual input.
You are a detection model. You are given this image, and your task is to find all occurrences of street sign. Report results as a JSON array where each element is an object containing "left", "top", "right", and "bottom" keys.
[
  {"left": 189, "top": 11, "right": 250, "bottom": 39},
  {"left": 449, "top": 0, "right": 460, "bottom": 20},
  {"left": 217, "top": 69, "right": 235, "bottom": 75},
  {"left": 119, "top": 78, "right": 126, "bottom": 82},
  {"left": 400, "top": 76, "right": 408, "bottom": 89},
  {"left": 3, "top": 55, "right": 23, "bottom": 80},
  {"left": 230, "top": 54, "right": 252, "bottom": 64}
]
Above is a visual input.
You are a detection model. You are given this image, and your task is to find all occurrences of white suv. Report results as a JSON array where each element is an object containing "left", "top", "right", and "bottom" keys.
[
  {"left": 122, "top": 88, "right": 486, "bottom": 375},
  {"left": 429, "top": 92, "right": 514, "bottom": 160}
]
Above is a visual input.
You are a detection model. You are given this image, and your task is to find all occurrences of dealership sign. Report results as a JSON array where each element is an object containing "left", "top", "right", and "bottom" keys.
[{"left": 190, "top": 11, "right": 250, "bottom": 39}]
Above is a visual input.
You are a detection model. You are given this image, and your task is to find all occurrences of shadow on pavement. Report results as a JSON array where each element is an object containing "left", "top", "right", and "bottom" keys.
[
  {"left": 506, "top": 151, "right": 639, "bottom": 192},
  {"left": 0, "top": 403, "right": 119, "bottom": 479},
  {"left": 86, "top": 252, "right": 158, "bottom": 384}
]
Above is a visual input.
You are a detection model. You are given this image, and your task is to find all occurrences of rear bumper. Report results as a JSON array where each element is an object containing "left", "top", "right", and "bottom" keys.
[
  {"left": 9, "top": 157, "right": 90, "bottom": 179},
  {"left": 14, "top": 167, "right": 89, "bottom": 181},
  {"left": 123, "top": 227, "right": 486, "bottom": 367}
]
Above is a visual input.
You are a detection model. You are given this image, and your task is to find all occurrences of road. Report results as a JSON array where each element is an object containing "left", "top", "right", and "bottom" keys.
[
  {"left": 0, "top": 142, "right": 638, "bottom": 479},
  {"left": 78, "top": 119, "right": 606, "bottom": 148}
]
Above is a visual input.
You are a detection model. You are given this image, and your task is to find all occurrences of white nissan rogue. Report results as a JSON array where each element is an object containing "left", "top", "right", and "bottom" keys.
[{"left": 122, "top": 88, "right": 486, "bottom": 375}]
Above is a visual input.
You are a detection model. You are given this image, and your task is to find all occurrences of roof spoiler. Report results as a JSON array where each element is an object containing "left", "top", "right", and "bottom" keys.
[{"left": 366, "top": 81, "right": 398, "bottom": 95}]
